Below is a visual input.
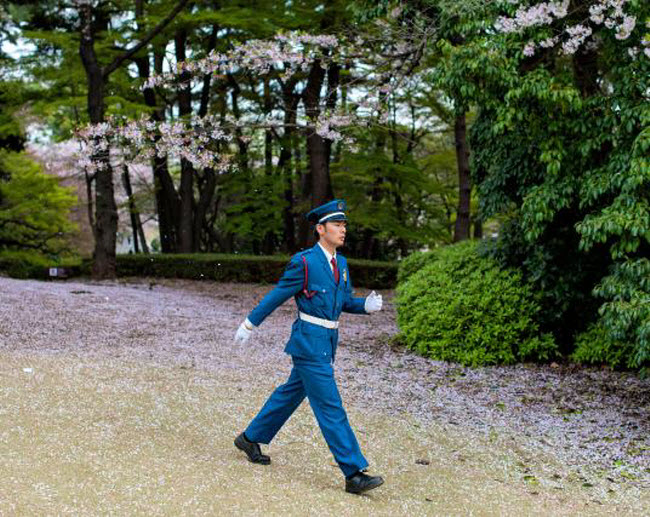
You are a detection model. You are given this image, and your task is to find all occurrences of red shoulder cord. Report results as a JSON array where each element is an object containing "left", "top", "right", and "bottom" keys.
[{"left": 301, "top": 255, "right": 317, "bottom": 298}]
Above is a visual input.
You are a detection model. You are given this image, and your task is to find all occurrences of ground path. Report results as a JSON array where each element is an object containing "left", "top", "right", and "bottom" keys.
[{"left": 0, "top": 276, "right": 648, "bottom": 515}]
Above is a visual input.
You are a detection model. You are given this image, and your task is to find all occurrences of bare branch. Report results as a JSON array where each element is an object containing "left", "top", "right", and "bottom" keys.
[{"left": 103, "top": 0, "right": 192, "bottom": 79}]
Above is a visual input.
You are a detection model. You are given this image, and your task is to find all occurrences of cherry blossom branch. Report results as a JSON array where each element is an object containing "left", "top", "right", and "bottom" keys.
[{"left": 494, "top": 0, "right": 648, "bottom": 58}]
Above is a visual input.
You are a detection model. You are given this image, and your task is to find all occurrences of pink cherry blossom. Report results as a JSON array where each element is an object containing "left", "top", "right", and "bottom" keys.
[
  {"left": 494, "top": 0, "right": 642, "bottom": 57},
  {"left": 523, "top": 42, "right": 536, "bottom": 56}
]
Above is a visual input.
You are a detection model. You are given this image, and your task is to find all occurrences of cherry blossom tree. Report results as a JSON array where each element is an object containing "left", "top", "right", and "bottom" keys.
[{"left": 76, "top": 27, "right": 418, "bottom": 253}]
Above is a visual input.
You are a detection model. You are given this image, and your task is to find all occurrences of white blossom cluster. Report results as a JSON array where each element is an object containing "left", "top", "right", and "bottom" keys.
[
  {"left": 561, "top": 24, "right": 593, "bottom": 55},
  {"left": 82, "top": 28, "right": 416, "bottom": 168},
  {"left": 315, "top": 113, "right": 354, "bottom": 142},
  {"left": 76, "top": 114, "right": 233, "bottom": 174},
  {"left": 496, "top": 0, "right": 647, "bottom": 58},
  {"left": 141, "top": 32, "right": 340, "bottom": 91},
  {"left": 495, "top": 0, "right": 570, "bottom": 33}
]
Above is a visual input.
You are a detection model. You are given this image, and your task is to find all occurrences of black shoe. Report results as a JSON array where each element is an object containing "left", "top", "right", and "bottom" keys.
[
  {"left": 234, "top": 433, "right": 271, "bottom": 465},
  {"left": 345, "top": 472, "right": 384, "bottom": 494}
]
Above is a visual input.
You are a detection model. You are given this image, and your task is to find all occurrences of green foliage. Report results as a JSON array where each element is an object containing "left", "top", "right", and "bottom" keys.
[
  {"left": 420, "top": 0, "right": 650, "bottom": 369},
  {"left": 0, "top": 150, "right": 77, "bottom": 254},
  {"left": 571, "top": 322, "right": 638, "bottom": 371},
  {"left": 396, "top": 241, "right": 557, "bottom": 367},
  {"left": 332, "top": 122, "right": 460, "bottom": 258},
  {"left": 221, "top": 169, "right": 287, "bottom": 246},
  {"left": 480, "top": 218, "right": 611, "bottom": 350},
  {"left": 0, "top": 81, "right": 26, "bottom": 151},
  {"left": 593, "top": 258, "right": 650, "bottom": 369}
]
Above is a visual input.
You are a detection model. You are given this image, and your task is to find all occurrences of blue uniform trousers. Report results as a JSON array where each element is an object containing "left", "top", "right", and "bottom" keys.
[{"left": 244, "top": 357, "right": 369, "bottom": 477}]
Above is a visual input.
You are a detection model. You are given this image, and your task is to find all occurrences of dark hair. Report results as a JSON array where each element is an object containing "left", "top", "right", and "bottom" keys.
[{"left": 313, "top": 223, "right": 323, "bottom": 240}]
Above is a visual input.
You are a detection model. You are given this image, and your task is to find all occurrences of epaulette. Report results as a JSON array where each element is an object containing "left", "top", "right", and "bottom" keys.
[{"left": 296, "top": 249, "right": 316, "bottom": 299}]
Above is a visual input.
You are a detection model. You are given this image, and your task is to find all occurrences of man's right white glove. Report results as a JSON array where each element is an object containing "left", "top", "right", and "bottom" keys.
[
  {"left": 364, "top": 290, "right": 383, "bottom": 313},
  {"left": 234, "top": 318, "right": 255, "bottom": 343}
]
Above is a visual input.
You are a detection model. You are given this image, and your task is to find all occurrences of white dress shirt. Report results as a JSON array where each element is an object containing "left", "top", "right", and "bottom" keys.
[{"left": 317, "top": 241, "right": 337, "bottom": 273}]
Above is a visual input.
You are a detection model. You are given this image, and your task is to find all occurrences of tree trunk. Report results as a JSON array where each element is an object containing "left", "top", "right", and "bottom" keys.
[
  {"left": 121, "top": 164, "right": 149, "bottom": 253},
  {"left": 473, "top": 218, "right": 483, "bottom": 239},
  {"left": 262, "top": 76, "right": 275, "bottom": 254},
  {"left": 175, "top": 28, "right": 196, "bottom": 253},
  {"left": 84, "top": 170, "right": 96, "bottom": 243},
  {"left": 122, "top": 164, "right": 139, "bottom": 253},
  {"left": 201, "top": 84, "right": 229, "bottom": 252},
  {"left": 390, "top": 148, "right": 409, "bottom": 257},
  {"left": 362, "top": 119, "right": 388, "bottom": 259},
  {"left": 323, "top": 62, "right": 339, "bottom": 201},
  {"left": 296, "top": 137, "right": 311, "bottom": 249},
  {"left": 453, "top": 111, "right": 471, "bottom": 242},
  {"left": 79, "top": 0, "right": 189, "bottom": 272},
  {"left": 303, "top": 59, "right": 332, "bottom": 208},
  {"left": 228, "top": 74, "right": 250, "bottom": 171},
  {"left": 194, "top": 167, "right": 217, "bottom": 252},
  {"left": 279, "top": 77, "right": 299, "bottom": 252},
  {"left": 192, "top": 26, "right": 220, "bottom": 251},
  {"left": 135, "top": 46, "right": 179, "bottom": 252},
  {"left": 79, "top": 3, "right": 117, "bottom": 279}
]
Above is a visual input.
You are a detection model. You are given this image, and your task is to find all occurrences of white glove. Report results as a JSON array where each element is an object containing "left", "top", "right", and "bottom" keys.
[
  {"left": 234, "top": 318, "right": 255, "bottom": 343},
  {"left": 364, "top": 291, "right": 383, "bottom": 313}
]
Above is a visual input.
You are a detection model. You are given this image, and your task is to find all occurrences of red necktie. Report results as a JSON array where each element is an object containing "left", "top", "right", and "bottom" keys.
[{"left": 331, "top": 257, "right": 339, "bottom": 283}]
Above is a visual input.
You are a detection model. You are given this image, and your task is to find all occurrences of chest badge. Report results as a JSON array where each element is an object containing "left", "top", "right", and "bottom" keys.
[{"left": 343, "top": 268, "right": 347, "bottom": 283}]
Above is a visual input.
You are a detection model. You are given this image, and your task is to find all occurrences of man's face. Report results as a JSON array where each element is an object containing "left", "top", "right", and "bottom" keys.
[{"left": 318, "top": 220, "right": 347, "bottom": 248}]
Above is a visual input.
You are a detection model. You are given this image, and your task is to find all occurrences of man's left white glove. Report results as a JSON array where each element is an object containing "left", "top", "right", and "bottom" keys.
[
  {"left": 234, "top": 318, "right": 255, "bottom": 343},
  {"left": 364, "top": 290, "right": 383, "bottom": 313}
]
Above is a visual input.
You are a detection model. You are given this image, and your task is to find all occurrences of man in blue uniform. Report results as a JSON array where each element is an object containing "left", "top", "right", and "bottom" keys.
[{"left": 233, "top": 199, "right": 384, "bottom": 494}]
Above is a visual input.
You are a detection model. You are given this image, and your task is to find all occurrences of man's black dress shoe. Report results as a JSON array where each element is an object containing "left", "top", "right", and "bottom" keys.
[
  {"left": 234, "top": 433, "right": 271, "bottom": 465},
  {"left": 345, "top": 472, "right": 384, "bottom": 494}
]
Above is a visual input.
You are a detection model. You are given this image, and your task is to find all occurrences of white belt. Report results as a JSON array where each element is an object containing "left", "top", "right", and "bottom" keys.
[{"left": 299, "top": 311, "right": 339, "bottom": 329}]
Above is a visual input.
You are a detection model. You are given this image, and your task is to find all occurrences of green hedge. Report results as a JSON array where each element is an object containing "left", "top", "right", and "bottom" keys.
[
  {"left": 0, "top": 251, "right": 397, "bottom": 289},
  {"left": 115, "top": 253, "right": 396, "bottom": 289},
  {"left": 0, "top": 251, "right": 85, "bottom": 279},
  {"left": 396, "top": 241, "right": 558, "bottom": 367}
]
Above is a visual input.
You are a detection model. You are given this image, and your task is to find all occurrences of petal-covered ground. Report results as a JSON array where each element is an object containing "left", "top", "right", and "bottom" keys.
[{"left": 0, "top": 276, "right": 648, "bottom": 515}]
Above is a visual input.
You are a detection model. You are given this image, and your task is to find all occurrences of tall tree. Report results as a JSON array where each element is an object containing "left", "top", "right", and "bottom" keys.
[{"left": 77, "top": 0, "right": 190, "bottom": 277}]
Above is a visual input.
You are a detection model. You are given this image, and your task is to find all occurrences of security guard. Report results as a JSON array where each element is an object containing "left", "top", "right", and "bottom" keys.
[{"left": 233, "top": 199, "right": 384, "bottom": 494}]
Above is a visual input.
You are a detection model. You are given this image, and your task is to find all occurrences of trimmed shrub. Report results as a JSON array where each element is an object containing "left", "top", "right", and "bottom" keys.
[
  {"left": 116, "top": 253, "right": 396, "bottom": 288},
  {"left": 0, "top": 250, "right": 50, "bottom": 279},
  {"left": 397, "top": 248, "right": 436, "bottom": 284},
  {"left": 396, "top": 241, "right": 557, "bottom": 367},
  {"left": 0, "top": 251, "right": 84, "bottom": 279},
  {"left": 571, "top": 322, "right": 638, "bottom": 370},
  {"left": 116, "top": 253, "right": 290, "bottom": 284},
  {"left": 0, "top": 251, "right": 397, "bottom": 288}
]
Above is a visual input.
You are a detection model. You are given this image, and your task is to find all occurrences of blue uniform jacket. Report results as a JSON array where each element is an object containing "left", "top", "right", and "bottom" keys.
[{"left": 247, "top": 244, "right": 367, "bottom": 362}]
